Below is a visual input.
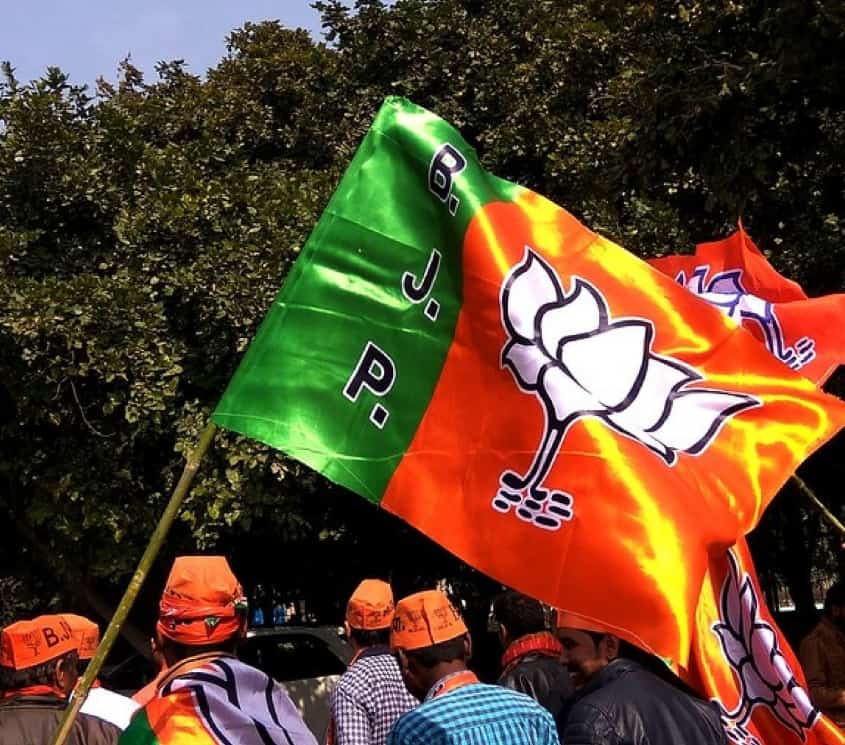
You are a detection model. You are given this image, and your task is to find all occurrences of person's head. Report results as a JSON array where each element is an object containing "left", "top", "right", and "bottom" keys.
[
  {"left": 156, "top": 556, "right": 248, "bottom": 666},
  {"left": 493, "top": 590, "right": 547, "bottom": 649},
  {"left": 556, "top": 627, "right": 619, "bottom": 688},
  {"left": 391, "top": 590, "right": 471, "bottom": 700},
  {"left": 824, "top": 582, "right": 845, "bottom": 624},
  {"left": 0, "top": 615, "right": 80, "bottom": 697},
  {"left": 344, "top": 579, "right": 394, "bottom": 652},
  {"left": 61, "top": 614, "right": 99, "bottom": 676},
  {"left": 555, "top": 610, "right": 620, "bottom": 688}
]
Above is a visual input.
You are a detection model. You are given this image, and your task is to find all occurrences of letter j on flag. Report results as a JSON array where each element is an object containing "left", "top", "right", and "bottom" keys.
[{"left": 213, "top": 97, "right": 845, "bottom": 671}]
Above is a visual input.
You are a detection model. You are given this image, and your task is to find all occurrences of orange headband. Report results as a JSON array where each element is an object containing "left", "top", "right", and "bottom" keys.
[{"left": 157, "top": 556, "right": 247, "bottom": 646}]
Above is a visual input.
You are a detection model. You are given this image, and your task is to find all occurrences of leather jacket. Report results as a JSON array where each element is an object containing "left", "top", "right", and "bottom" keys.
[
  {"left": 0, "top": 694, "right": 121, "bottom": 745},
  {"left": 498, "top": 649, "right": 573, "bottom": 722},
  {"left": 561, "top": 659, "right": 727, "bottom": 745}
]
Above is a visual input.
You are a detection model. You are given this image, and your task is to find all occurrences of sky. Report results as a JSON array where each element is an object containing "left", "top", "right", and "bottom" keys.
[{"left": 1, "top": 1, "right": 337, "bottom": 87}]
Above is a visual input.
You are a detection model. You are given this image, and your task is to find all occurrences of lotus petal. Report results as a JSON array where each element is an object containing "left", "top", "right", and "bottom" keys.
[
  {"left": 749, "top": 624, "right": 780, "bottom": 688},
  {"left": 502, "top": 248, "right": 562, "bottom": 340},
  {"left": 714, "top": 623, "right": 747, "bottom": 671},
  {"left": 648, "top": 388, "right": 758, "bottom": 454},
  {"left": 540, "top": 365, "right": 603, "bottom": 423},
  {"left": 537, "top": 279, "right": 604, "bottom": 360},
  {"left": 706, "top": 270, "right": 744, "bottom": 295},
  {"left": 559, "top": 321, "right": 650, "bottom": 409},
  {"left": 502, "top": 340, "right": 549, "bottom": 388},
  {"left": 609, "top": 356, "right": 694, "bottom": 433},
  {"left": 787, "top": 682, "right": 815, "bottom": 722}
]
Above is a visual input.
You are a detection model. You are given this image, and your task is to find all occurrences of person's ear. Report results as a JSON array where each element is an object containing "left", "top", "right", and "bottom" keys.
[
  {"left": 498, "top": 623, "right": 508, "bottom": 648},
  {"left": 396, "top": 649, "right": 410, "bottom": 675},
  {"left": 343, "top": 622, "right": 352, "bottom": 638},
  {"left": 602, "top": 634, "right": 620, "bottom": 662},
  {"left": 464, "top": 633, "right": 473, "bottom": 661},
  {"left": 55, "top": 656, "right": 78, "bottom": 695}
]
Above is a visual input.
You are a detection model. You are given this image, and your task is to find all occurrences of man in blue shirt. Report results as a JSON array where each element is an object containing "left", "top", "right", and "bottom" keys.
[{"left": 387, "top": 589, "right": 558, "bottom": 745}]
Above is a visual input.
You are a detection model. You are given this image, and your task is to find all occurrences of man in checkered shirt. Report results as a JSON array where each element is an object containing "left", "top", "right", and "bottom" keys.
[{"left": 327, "top": 580, "right": 417, "bottom": 745}]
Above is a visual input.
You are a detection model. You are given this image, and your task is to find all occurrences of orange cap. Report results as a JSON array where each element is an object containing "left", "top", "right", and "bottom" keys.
[
  {"left": 391, "top": 590, "right": 468, "bottom": 651},
  {"left": 346, "top": 580, "right": 394, "bottom": 630},
  {"left": 554, "top": 609, "right": 615, "bottom": 636},
  {"left": 157, "top": 556, "right": 247, "bottom": 646},
  {"left": 62, "top": 614, "right": 100, "bottom": 660},
  {"left": 0, "top": 615, "right": 77, "bottom": 670}
]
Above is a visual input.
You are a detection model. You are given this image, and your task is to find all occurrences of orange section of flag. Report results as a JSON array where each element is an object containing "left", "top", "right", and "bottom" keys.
[
  {"left": 144, "top": 693, "right": 219, "bottom": 745},
  {"left": 382, "top": 190, "right": 845, "bottom": 670},
  {"left": 650, "top": 226, "right": 845, "bottom": 384},
  {"left": 688, "top": 538, "right": 845, "bottom": 745}
]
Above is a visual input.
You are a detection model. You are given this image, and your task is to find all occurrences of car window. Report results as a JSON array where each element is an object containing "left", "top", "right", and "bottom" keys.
[{"left": 241, "top": 633, "right": 346, "bottom": 682}]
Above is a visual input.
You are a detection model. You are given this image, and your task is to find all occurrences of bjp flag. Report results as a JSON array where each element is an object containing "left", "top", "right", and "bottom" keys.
[
  {"left": 213, "top": 97, "right": 845, "bottom": 671},
  {"left": 688, "top": 538, "right": 845, "bottom": 745},
  {"left": 650, "top": 225, "right": 845, "bottom": 384}
]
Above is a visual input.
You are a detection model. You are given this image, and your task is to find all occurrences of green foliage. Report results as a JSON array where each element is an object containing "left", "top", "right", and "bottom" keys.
[{"left": 0, "top": 0, "right": 842, "bottom": 616}]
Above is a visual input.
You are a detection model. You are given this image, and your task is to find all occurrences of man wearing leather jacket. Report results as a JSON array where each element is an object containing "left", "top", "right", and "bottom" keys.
[
  {"left": 494, "top": 590, "right": 572, "bottom": 726},
  {"left": 0, "top": 615, "right": 120, "bottom": 745},
  {"left": 556, "top": 615, "right": 727, "bottom": 745}
]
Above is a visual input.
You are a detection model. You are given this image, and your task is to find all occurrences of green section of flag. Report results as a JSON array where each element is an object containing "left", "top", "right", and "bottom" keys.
[
  {"left": 213, "top": 97, "right": 519, "bottom": 500},
  {"left": 118, "top": 709, "right": 158, "bottom": 745}
]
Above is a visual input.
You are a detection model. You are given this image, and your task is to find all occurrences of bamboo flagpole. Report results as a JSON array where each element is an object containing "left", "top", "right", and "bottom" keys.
[
  {"left": 49, "top": 421, "right": 218, "bottom": 745},
  {"left": 792, "top": 472, "right": 845, "bottom": 538}
]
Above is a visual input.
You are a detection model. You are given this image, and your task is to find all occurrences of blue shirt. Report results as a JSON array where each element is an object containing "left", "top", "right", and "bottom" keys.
[{"left": 386, "top": 682, "right": 558, "bottom": 745}]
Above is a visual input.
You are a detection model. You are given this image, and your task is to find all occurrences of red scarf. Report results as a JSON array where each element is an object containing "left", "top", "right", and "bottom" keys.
[
  {"left": 1, "top": 684, "right": 66, "bottom": 700},
  {"left": 500, "top": 631, "right": 563, "bottom": 675},
  {"left": 426, "top": 670, "right": 479, "bottom": 701}
]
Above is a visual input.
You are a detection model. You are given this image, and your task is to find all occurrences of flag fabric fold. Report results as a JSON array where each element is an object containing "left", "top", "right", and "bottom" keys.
[
  {"left": 688, "top": 538, "right": 845, "bottom": 745},
  {"left": 213, "top": 97, "right": 845, "bottom": 672},
  {"left": 649, "top": 226, "right": 845, "bottom": 384},
  {"left": 120, "top": 657, "right": 318, "bottom": 745}
]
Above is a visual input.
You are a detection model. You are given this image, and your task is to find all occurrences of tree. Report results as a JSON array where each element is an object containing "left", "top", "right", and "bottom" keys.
[{"left": 0, "top": 0, "right": 841, "bottom": 637}]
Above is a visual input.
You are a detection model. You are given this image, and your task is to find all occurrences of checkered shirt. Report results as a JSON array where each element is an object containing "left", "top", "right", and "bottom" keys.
[
  {"left": 329, "top": 651, "right": 417, "bottom": 745},
  {"left": 386, "top": 682, "right": 559, "bottom": 745}
]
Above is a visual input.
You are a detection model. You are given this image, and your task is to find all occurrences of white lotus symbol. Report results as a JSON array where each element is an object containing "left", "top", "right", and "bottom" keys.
[
  {"left": 713, "top": 550, "right": 817, "bottom": 742},
  {"left": 493, "top": 248, "right": 760, "bottom": 530},
  {"left": 676, "top": 266, "right": 816, "bottom": 371}
]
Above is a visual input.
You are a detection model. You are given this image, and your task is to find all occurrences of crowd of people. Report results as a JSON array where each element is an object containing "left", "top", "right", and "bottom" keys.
[{"left": 1, "top": 555, "right": 843, "bottom": 745}]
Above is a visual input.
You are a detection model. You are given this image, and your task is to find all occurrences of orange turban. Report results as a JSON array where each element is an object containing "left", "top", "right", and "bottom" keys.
[
  {"left": 346, "top": 580, "right": 394, "bottom": 630},
  {"left": 157, "top": 556, "right": 247, "bottom": 646},
  {"left": 0, "top": 615, "right": 77, "bottom": 670},
  {"left": 391, "top": 590, "right": 468, "bottom": 651},
  {"left": 62, "top": 614, "right": 99, "bottom": 660}
]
